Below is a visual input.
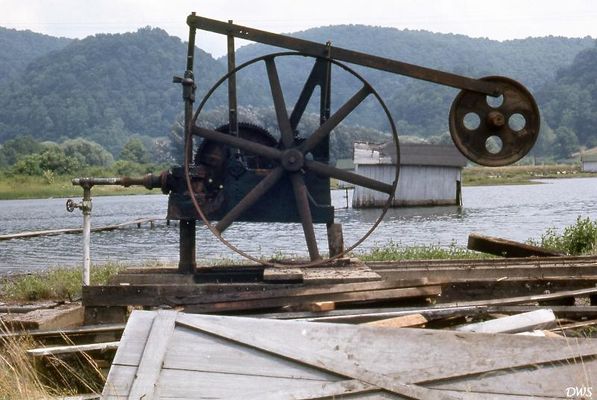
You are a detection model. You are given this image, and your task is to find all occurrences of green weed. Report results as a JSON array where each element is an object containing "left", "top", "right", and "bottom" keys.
[{"left": 529, "top": 216, "right": 597, "bottom": 255}]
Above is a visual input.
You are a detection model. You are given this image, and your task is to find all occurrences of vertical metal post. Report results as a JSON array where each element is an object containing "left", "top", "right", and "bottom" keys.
[
  {"left": 227, "top": 20, "right": 238, "bottom": 138},
  {"left": 81, "top": 186, "right": 92, "bottom": 285},
  {"left": 179, "top": 16, "right": 197, "bottom": 274}
]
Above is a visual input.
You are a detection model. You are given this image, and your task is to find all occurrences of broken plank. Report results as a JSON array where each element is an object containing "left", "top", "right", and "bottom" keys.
[
  {"left": 308, "top": 302, "right": 335, "bottom": 312},
  {"left": 467, "top": 232, "right": 562, "bottom": 257},
  {"left": 184, "top": 285, "right": 441, "bottom": 313},
  {"left": 363, "top": 314, "right": 428, "bottom": 328},
  {"left": 455, "top": 309, "right": 556, "bottom": 333},
  {"left": 1, "top": 303, "right": 83, "bottom": 330},
  {"left": 27, "top": 341, "right": 119, "bottom": 357}
]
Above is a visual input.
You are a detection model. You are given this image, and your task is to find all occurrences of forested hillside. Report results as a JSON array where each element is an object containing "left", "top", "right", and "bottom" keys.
[
  {"left": 0, "top": 28, "right": 225, "bottom": 154},
  {"left": 227, "top": 25, "right": 595, "bottom": 142},
  {"left": 538, "top": 42, "right": 597, "bottom": 156},
  {"left": 0, "top": 24, "right": 594, "bottom": 162},
  {"left": 0, "top": 27, "right": 71, "bottom": 86}
]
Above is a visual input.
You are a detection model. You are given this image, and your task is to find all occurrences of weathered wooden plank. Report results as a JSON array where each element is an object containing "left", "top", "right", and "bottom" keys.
[
  {"left": 83, "top": 279, "right": 431, "bottom": 307},
  {"left": 309, "top": 301, "right": 336, "bottom": 312},
  {"left": 155, "top": 369, "right": 347, "bottom": 400},
  {"left": 183, "top": 286, "right": 441, "bottom": 313},
  {"left": 367, "top": 254, "right": 597, "bottom": 269},
  {"left": 1, "top": 303, "right": 83, "bottom": 330},
  {"left": 27, "top": 341, "right": 119, "bottom": 357},
  {"left": 280, "top": 289, "right": 597, "bottom": 324},
  {"left": 0, "top": 218, "right": 161, "bottom": 241},
  {"left": 455, "top": 309, "right": 556, "bottom": 334},
  {"left": 427, "top": 359, "right": 597, "bottom": 398},
  {"left": 468, "top": 233, "right": 563, "bottom": 257},
  {"left": 102, "top": 364, "right": 137, "bottom": 398},
  {"left": 363, "top": 314, "right": 428, "bottom": 328},
  {"left": 110, "top": 310, "right": 155, "bottom": 366},
  {"left": 176, "top": 314, "right": 462, "bottom": 400},
  {"left": 176, "top": 313, "right": 597, "bottom": 387},
  {"left": 127, "top": 310, "right": 177, "bottom": 400},
  {"left": 0, "top": 323, "right": 124, "bottom": 346},
  {"left": 163, "top": 325, "right": 341, "bottom": 381},
  {"left": 0, "top": 301, "right": 59, "bottom": 314}
]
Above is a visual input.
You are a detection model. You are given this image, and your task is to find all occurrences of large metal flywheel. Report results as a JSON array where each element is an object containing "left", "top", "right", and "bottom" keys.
[{"left": 185, "top": 52, "right": 400, "bottom": 267}]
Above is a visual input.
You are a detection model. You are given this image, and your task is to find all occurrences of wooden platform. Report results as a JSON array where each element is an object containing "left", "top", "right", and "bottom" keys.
[{"left": 103, "top": 310, "right": 597, "bottom": 399}]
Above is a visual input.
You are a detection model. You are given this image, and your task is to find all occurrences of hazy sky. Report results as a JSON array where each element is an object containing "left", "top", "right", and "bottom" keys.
[{"left": 1, "top": 0, "right": 596, "bottom": 56}]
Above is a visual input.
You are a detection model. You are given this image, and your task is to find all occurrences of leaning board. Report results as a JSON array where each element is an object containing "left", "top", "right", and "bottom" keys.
[{"left": 103, "top": 310, "right": 597, "bottom": 399}]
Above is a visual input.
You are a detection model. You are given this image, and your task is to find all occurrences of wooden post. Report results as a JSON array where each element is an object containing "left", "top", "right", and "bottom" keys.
[{"left": 327, "top": 223, "right": 344, "bottom": 257}]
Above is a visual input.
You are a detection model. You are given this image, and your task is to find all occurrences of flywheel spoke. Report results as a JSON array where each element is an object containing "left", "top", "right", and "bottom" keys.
[
  {"left": 265, "top": 58, "right": 295, "bottom": 148},
  {"left": 300, "top": 85, "right": 371, "bottom": 154},
  {"left": 193, "top": 126, "right": 282, "bottom": 161},
  {"left": 215, "top": 167, "right": 285, "bottom": 233},
  {"left": 305, "top": 160, "right": 394, "bottom": 194},
  {"left": 290, "top": 173, "right": 321, "bottom": 261}
]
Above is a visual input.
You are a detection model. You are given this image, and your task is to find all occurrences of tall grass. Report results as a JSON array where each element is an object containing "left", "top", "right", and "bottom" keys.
[
  {"left": 1, "top": 264, "right": 123, "bottom": 302},
  {"left": 357, "top": 241, "right": 488, "bottom": 261},
  {"left": 0, "top": 322, "right": 105, "bottom": 398},
  {"left": 529, "top": 216, "right": 597, "bottom": 255}
]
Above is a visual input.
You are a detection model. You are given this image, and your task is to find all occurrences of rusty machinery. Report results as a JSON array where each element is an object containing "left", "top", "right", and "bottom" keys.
[{"left": 70, "top": 13, "right": 540, "bottom": 273}]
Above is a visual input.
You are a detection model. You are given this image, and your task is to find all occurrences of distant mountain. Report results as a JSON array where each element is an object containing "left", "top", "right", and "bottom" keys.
[
  {"left": 538, "top": 41, "right": 597, "bottom": 155},
  {"left": 0, "top": 27, "right": 71, "bottom": 86},
  {"left": 0, "top": 24, "right": 594, "bottom": 158},
  {"left": 0, "top": 27, "right": 225, "bottom": 154}
]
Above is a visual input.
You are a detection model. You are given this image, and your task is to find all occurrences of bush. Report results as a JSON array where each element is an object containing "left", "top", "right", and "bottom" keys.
[{"left": 531, "top": 216, "right": 597, "bottom": 255}]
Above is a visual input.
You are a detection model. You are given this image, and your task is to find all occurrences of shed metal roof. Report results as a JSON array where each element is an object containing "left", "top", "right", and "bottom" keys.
[{"left": 354, "top": 142, "right": 467, "bottom": 167}]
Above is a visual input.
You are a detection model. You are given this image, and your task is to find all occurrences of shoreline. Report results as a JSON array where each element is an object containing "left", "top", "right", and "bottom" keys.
[{"left": 2, "top": 165, "right": 596, "bottom": 201}]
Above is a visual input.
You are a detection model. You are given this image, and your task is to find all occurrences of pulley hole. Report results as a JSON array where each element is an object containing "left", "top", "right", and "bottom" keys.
[
  {"left": 486, "top": 136, "right": 503, "bottom": 154},
  {"left": 509, "top": 113, "right": 526, "bottom": 132},
  {"left": 486, "top": 94, "right": 504, "bottom": 108},
  {"left": 463, "top": 112, "right": 481, "bottom": 130}
]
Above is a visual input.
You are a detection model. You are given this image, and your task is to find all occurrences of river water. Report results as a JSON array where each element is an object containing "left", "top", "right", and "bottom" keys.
[{"left": 1, "top": 177, "right": 596, "bottom": 273}]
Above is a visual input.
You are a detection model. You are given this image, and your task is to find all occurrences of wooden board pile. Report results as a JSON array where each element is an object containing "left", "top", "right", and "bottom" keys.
[{"left": 102, "top": 309, "right": 597, "bottom": 399}]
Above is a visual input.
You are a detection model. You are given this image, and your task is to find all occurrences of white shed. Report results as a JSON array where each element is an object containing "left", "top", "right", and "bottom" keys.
[
  {"left": 581, "top": 149, "right": 597, "bottom": 172},
  {"left": 352, "top": 142, "right": 467, "bottom": 208}
]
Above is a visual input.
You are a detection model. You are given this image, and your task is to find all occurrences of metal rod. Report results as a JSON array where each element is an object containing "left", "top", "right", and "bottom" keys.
[
  {"left": 187, "top": 14, "right": 501, "bottom": 95},
  {"left": 81, "top": 187, "right": 92, "bottom": 286},
  {"left": 290, "top": 173, "right": 321, "bottom": 261},
  {"left": 300, "top": 86, "right": 371, "bottom": 153},
  {"left": 227, "top": 20, "right": 238, "bottom": 138},
  {"left": 193, "top": 126, "right": 283, "bottom": 160},
  {"left": 265, "top": 58, "right": 294, "bottom": 148},
  {"left": 305, "top": 160, "right": 394, "bottom": 194}
]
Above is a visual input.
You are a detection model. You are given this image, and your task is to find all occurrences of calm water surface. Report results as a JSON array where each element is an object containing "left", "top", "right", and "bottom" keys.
[{"left": 1, "top": 177, "right": 596, "bottom": 273}]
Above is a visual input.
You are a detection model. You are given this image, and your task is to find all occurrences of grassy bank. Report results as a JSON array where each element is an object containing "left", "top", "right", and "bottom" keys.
[
  {"left": 0, "top": 174, "right": 156, "bottom": 200},
  {"left": 3, "top": 164, "right": 597, "bottom": 200},
  {"left": 462, "top": 164, "right": 596, "bottom": 186}
]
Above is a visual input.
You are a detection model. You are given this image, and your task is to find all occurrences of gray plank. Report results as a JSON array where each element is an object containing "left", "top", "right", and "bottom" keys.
[
  {"left": 176, "top": 314, "right": 597, "bottom": 393},
  {"left": 127, "top": 310, "right": 177, "bottom": 400},
  {"left": 428, "top": 359, "right": 597, "bottom": 398},
  {"left": 102, "top": 364, "right": 137, "bottom": 398},
  {"left": 176, "top": 314, "right": 460, "bottom": 400},
  {"left": 111, "top": 310, "right": 155, "bottom": 367},
  {"left": 164, "top": 325, "right": 340, "bottom": 381},
  {"left": 155, "top": 369, "right": 354, "bottom": 399}
]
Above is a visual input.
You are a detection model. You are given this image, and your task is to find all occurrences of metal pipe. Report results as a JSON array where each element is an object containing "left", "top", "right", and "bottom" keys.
[{"left": 82, "top": 186, "right": 92, "bottom": 286}]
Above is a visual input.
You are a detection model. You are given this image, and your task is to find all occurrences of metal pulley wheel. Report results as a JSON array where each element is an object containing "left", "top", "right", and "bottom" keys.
[
  {"left": 187, "top": 52, "right": 400, "bottom": 267},
  {"left": 449, "top": 76, "right": 540, "bottom": 167}
]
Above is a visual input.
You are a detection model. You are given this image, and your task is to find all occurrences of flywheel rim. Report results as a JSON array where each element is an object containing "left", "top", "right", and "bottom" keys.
[{"left": 186, "top": 52, "right": 400, "bottom": 267}]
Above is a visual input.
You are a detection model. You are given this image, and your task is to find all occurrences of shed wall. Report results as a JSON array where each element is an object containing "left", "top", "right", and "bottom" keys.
[
  {"left": 582, "top": 161, "right": 597, "bottom": 172},
  {"left": 352, "top": 165, "right": 461, "bottom": 208}
]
